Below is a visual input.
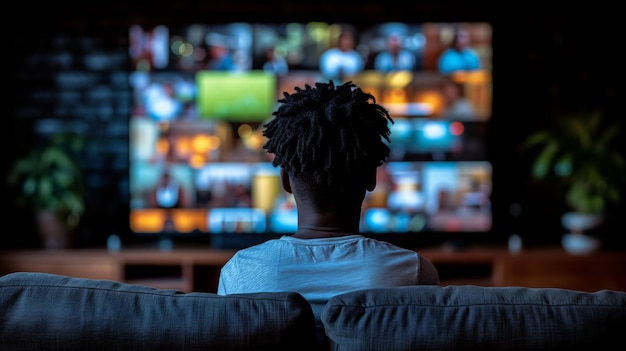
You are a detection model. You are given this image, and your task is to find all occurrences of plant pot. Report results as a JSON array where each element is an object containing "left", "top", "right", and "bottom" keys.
[
  {"left": 36, "top": 210, "right": 78, "bottom": 250},
  {"left": 560, "top": 212, "right": 603, "bottom": 255},
  {"left": 561, "top": 233, "right": 601, "bottom": 255}
]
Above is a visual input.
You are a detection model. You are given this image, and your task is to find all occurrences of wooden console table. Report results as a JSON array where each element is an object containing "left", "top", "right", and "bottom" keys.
[
  {"left": 1, "top": 247, "right": 624, "bottom": 292},
  {"left": 0, "top": 249, "right": 236, "bottom": 292},
  {"left": 420, "top": 246, "right": 626, "bottom": 292}
]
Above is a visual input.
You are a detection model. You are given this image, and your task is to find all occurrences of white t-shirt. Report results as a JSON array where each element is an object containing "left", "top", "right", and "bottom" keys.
[{"left": 217, "top": 235, "right": 439, "bottom": 319}]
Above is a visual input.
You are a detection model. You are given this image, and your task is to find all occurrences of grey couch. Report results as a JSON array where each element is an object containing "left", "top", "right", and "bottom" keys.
[{"left": 1, "top": 271, "right": 625, "bottom": 350}]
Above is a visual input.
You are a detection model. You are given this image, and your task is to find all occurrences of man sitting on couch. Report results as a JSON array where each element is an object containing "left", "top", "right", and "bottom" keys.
[{"left": 216, "top": 81, "right": 440, "bottom": 345}]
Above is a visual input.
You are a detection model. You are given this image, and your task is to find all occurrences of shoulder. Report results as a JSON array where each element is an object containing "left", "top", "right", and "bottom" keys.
[
  {"left": 375, "top": 51, "right": 390, "bottom": 59},
  {"left": 439, "top": 48, "right": 456, "bottom": 56},
  {"left": 228, "top": 239, "right": 284, "bottom": 259},
  {"left": 321, "top": 48, "right": 339, "bottom": 57},
  {"left": 462, "top": 49, "right": 480, "bottom": 58},
  {"left": 360, "top": 237, "right": 417, "bottom": 254}
]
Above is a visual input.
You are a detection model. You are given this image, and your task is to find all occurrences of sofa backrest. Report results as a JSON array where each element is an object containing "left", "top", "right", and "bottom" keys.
[
  {"left": 321, "top": 285, "right": 626, "bottom": 350},
  {"left": 0, "top": 272, "right": 318, "bottom": 351},
  {"left": 4, "top": 272, "right": 626, "bottom": 351}
]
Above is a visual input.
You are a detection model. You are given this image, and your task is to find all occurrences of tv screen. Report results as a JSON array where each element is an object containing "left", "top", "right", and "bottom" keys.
[
  {"left": 196, "top": 71, "right": 277, "bottom": 121},
  {"left": 128, "top": 21, "right": 493, "bottom": 247}
]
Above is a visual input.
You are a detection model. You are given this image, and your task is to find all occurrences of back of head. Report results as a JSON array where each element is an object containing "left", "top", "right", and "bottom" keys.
[
  {"left": 337, "top": 30, "right": 356, "bottom": 51},
  {"left": 262, "top": 81, "right": 393, "bottom": 209},
  {"left": 452, "top": 25, "right": 471, "bottom": 50}
]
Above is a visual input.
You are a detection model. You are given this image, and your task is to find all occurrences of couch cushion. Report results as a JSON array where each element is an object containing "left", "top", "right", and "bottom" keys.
[
  {"left": 0, "top": 272, "right": 318, "bottom": 351},
  {"left": 322, "top": 285, "right": 626, "bottom": 351}
]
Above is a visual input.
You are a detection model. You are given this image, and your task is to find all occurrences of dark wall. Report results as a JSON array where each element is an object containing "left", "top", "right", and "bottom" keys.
[{"left": 6, "top": 2, "right": 624, "bottom": 248}]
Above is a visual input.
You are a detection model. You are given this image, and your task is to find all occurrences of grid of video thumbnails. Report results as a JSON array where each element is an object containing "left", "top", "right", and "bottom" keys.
[{"left": 128, "top": 21, "right": 493, "bottom": 236}]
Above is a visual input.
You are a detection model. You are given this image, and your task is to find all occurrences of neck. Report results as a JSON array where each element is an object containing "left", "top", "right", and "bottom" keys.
[
  {"left": 293, "top": 208, "right": 361, "bottom": 239},
  {"left": 293, "top": 225, "right": 355, "bottom": 239}
]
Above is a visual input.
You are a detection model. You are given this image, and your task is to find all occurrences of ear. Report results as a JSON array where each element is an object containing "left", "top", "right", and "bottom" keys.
[
  {"left": 365, "top": 167, "right": 377, "bottom": 192},
  {"left": 280, "top": 168, "right": 293, "bottom": 194}
]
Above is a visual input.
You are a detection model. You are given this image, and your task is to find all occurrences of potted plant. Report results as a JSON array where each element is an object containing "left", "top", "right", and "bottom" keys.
[
  {"left": 520, "top": 109, "right": 625, "bottom": 253},
  {"left": 6, "top": 131, "right": 86, "bottom": 249}
]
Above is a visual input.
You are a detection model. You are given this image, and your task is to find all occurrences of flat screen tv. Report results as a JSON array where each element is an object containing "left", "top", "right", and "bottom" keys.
[{"left": 128, "top": 21, "right": 493, "bottom": 248}]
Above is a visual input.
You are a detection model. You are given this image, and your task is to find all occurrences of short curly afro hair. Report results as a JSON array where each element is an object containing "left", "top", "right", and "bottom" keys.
[{"left": 262, "top": 80, "right": 393, "bottom": 205}]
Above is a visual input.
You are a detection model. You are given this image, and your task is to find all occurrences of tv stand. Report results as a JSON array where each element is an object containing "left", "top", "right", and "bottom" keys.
[{"left": 1, "top": 246, "right": 624, "bottom": 293}]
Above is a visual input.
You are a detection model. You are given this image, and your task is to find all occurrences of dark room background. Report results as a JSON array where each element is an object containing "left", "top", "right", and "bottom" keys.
[{"left": 5, "top": 1, "right": 624, "bottom": 249}]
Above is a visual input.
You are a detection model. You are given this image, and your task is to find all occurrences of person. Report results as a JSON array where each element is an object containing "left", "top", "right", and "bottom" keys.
[
  {"left": 318, "top": 30, "right": 364, "bottom": 83},
  {"left": 205, "top": 33, "right": 236, "bottom": 71},
  {"left": 217, "top": 81, "right": 440, "bottom": 348},
  {"left": 142, "top": 79, "right": 183, "bottom": 122},
  {"left": 147, "top": 166, "right": 186, "bottom": 209},
  {"left": 374, "top": 33, "right": 417, "bottom": 72},
  {"left": 262, "top": 46, "right": 289, "bottom": 76},
  {"left": 439, "top": 76, "right": 476, "bottom": 119},
  {"left": 461, "top": 179, "right": 491, "bottom": 211},
  {"left": 437, "top": 25, "right": 481, "bottom": 75}
]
